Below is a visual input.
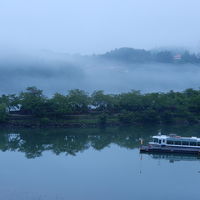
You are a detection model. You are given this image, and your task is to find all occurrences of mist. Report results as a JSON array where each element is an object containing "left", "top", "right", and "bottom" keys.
[
  {"left": 1, "top": 0, "right": 200, "bottom": 54},
  {"left": 1, "top": 50, "right": 200, "bottom": 95},
  {"left": 1, "top": 1, "right": 200, "bottom": 95}
]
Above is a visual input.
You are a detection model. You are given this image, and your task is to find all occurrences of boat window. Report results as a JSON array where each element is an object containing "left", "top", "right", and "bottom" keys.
[
  {"left": 182, "top": 141, "right": 189, "bottom": 146},
  {"left": 167, "top": 140, "right": 173, "bottom": 145},
  {"left": 174, "top": 141, "right": 181, "bottom": 145},
  {"left": 153, "top": 138, "right": 158, "bottom": 143},
  {"left": 159, "top": 140, "right": 161, "bottom": 144},
  {"left": 190, "top": 142, "right": 196, "bottom": 146},
  {"left": 198, "top": 142, "right": 200, "bottom": 146},
  {"left": 163, "top": 139, "right": 165, "bottom": 143}
]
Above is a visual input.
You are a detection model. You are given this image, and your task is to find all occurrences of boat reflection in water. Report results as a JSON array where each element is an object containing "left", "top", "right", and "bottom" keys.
[{"left": 147, "top": 153, "right": 200, "bottom": 163}]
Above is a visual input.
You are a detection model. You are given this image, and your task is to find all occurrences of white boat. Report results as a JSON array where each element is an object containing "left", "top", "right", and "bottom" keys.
[
  {"left": 140, "top": 133, "right": 200, "bottom": 155},
  {"left": 150, "top": 134, "right": 200, "bottom": 148}
]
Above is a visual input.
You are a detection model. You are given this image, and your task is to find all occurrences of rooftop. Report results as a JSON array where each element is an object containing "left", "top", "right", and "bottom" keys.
[{"left": 152, "top": 135, "right": 200, "bottom": 142}]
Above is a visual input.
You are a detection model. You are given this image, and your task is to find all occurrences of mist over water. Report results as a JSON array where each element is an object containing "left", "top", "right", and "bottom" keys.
[{"left": 1, "top": 51, "right": 200, "bottom": 95}]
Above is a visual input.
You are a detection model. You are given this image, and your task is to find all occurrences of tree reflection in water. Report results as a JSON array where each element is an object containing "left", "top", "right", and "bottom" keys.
[{"left": 0, "top": 124, "right": 200, "bottom": 159}]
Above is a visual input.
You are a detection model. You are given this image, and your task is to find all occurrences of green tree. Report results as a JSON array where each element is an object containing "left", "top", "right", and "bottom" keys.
[
  {"left": 118, "top": 90, "right": 143, "bottom": 112},
  {"left": 0, "top": 94, "right": 20, "bottom": 112},
  {"left": 0, "top": 103, "right": 8, "bottom": 123},
  {"left": 67, "top": 89, "right": 90, "bottom": 113},
  {"left": 91, "top": 90, "right": 117, "bottom": 112},
  {"left": 49, "top": 93, "right": 71, "bottom": 117},
  {"left": 19, "top": 86, "right": 47, "bottom": 117}
]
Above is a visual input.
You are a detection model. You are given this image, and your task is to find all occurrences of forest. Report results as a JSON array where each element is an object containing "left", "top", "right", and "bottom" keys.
[
  {"left": 0, "top": 86, "right": 200, "bottom": 126},
  {"left": 99, "top": 48, "right": 200, "bottom": 64}
]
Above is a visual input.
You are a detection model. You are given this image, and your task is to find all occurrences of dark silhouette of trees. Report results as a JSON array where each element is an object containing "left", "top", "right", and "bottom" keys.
[
  {"left": 2, "top": 86, "right": 200, "bottom": 125},
  {"left": 19, "top": 86, "right": 48, "bottom": 117},
  {"left": 100, "top": 48, "right": 200, "bottom": 64},
  {"left": 155, "top": 51, "right": 173, "bottom": 63},
  {"left": 0, "top": 103, "right": 8, "bottom": 122}
]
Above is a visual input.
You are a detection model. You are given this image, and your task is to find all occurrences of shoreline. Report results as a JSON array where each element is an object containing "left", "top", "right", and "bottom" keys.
[
  {"left": 0, "top": 114, "right": 196, "bottom": 128},
  {"left": 0, "top": 114, "right": 121, "bottom": 128}
]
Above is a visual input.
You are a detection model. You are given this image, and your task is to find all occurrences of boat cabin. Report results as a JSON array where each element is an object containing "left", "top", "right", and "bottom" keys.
[{"left": 149, "top": 134, "right": 200, "bottom": 148}]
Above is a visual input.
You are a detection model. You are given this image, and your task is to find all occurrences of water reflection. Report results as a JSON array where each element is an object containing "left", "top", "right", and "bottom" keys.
[
  {"left": 145, "top": 153, "right": 200, "bottom": 163},
  {"left": 1, "top": 124, "right": 200, "bottom": 159},
  {"left": 0, "top": 125, "right": 156, "bottom": 158},
  {"left": 1, "top": 125, "right": 200, "bottom": 200}
]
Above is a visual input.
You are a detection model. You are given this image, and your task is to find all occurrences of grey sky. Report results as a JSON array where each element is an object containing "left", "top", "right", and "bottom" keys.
[{"left": 0, "top": 0, "right": 200, "bottom": 54}]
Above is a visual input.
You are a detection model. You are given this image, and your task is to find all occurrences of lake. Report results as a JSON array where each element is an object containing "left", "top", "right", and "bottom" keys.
[{"left": 0, "top": 125, "right": 200, "bottom": 200}]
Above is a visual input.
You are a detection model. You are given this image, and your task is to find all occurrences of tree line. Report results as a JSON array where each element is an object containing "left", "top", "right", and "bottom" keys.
[
  {"left": 100, "top": 48, "right": 200, "bottom": 64},
  {"left": 1, "top": 87, "right": 200, "bottom": 125}
]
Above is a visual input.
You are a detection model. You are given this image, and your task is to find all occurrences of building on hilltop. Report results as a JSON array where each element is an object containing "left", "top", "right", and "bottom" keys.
[{"left": 173, "top": 54, "right": 182, "bottom": 60}]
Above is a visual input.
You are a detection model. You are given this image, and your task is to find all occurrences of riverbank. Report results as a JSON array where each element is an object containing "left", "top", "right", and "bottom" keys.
[
  {"left": 1, "top": 87, "right": 200, "bottom": 127},
  {"left": 0, "top": 114, "right": 120, "bottom": 128},
  {"left": 0, "top": 113, "right": 196, "bottom": 128}
]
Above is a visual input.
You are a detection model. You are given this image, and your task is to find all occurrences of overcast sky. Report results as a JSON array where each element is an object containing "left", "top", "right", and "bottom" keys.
[{"left": 0, "top": 0, "right": 200, "bottom": 54}]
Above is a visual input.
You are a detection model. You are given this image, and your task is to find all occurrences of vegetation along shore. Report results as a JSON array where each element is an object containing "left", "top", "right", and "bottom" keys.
[{"left": 0, "top": 87, "right": 200, "bottom": 128}]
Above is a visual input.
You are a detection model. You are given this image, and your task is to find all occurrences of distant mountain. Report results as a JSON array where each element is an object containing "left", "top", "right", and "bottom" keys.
[
  {"left": 99, "top": 48, "right": 152, "bottom": 63},
  {"left": 98, "top": 47, "right": 200, "bottom": 64}
]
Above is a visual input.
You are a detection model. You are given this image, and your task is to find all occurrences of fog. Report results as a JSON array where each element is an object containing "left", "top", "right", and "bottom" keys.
[
  {"left": 1, "top": 1, "right": 200, "bottom": 94},
  {"left": 1, "top": 51, "right": 200, "bottom": 95},
  {"left": 1, "top": 0, "right": 200, "bottom": 54}
]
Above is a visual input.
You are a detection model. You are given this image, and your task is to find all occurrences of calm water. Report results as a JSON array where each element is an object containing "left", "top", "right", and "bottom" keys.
[{"left": 0, "top": 125, "right": 200, "bottom": 200}]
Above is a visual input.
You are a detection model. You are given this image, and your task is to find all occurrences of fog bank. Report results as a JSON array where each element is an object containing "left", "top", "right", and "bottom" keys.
[{"left": 0, "top": 52, "right": 200, "bottom": 95}]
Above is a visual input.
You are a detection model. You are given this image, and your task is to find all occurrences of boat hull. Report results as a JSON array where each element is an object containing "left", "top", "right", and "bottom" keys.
[{"left": 140, "top": 145, "right": 200, "bottom": 155}]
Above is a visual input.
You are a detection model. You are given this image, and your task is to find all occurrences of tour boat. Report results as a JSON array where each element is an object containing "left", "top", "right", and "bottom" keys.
[{"left": 140, "top": 133, "right": 200, "bottom": 155}]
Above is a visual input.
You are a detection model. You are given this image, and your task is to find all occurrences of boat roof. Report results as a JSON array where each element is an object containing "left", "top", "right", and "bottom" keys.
[{"left": 152, "top": 135, "right": 200, "bottom": 142}]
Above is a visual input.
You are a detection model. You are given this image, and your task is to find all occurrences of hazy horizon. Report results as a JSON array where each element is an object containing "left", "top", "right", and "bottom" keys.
[
  {"left": 1, "top": 0, "right": 200, "bottom": 54},
  {"left": 1, "top": 1, "right": 200, "bottom": 95},
  {"left": 1, "top": 51, "right": 200, "bottom": 96}
]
